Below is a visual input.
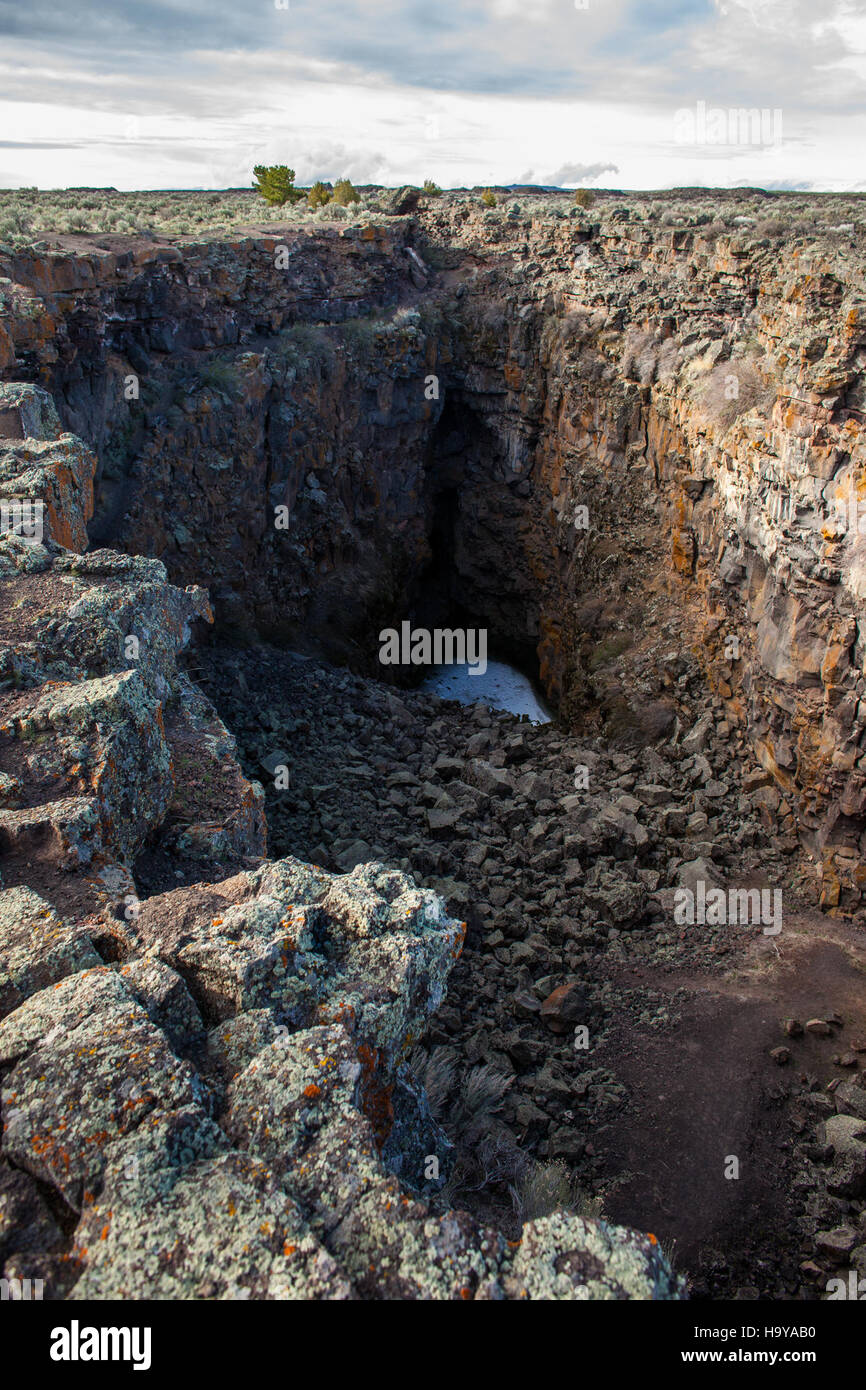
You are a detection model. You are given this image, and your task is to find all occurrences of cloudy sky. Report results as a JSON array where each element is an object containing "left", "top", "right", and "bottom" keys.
[{"left": 0, "top": 0, "right": 864, "bottom": 191}]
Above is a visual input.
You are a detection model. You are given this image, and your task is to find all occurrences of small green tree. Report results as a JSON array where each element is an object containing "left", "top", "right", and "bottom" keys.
[
  {"left": 573, "top": 188, "right": 595, "bottom": 209},
  {"left": 332, "top": 178, "right": 360, "bottom": 206},
  {"left": 423, "top": 179, "right": 442, "bottom": 197},
  {"left": 481, "top": 188, "right": 497, "bottom": 208},
  {"left": 252, "top": 165, "right": 303, "bottom": 207},
  {"left": 308, "top": 181, "right": 332, "bottom": 210}
]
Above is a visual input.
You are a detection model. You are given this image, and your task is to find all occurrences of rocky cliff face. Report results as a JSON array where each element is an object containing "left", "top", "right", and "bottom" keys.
[
  {"left": 415, "top": 202, "right": 866, "bottom": 915},
  {"left": 1, "top": 226, "right": 437, "bottom": 660},
  {"left": 3, "top": 201, "right": 864, "bottom": 908},
  {"left": 2, "top": 191, "right": 865, "bottom": 1298}
]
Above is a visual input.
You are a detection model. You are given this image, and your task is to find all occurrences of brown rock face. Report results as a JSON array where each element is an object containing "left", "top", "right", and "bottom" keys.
[{"left": 2, "top": 194, "right": 866, "bottom": 904}]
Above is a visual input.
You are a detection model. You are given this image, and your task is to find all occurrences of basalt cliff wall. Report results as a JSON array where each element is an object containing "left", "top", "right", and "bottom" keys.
[{"left": 3, "top": 201, "right": 865, "bottom": 908}]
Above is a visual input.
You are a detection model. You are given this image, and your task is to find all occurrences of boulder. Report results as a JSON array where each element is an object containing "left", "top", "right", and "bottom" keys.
[
  {"left": 540, "top": 981, "right": 588, "bottom": 1034},
  {"left": 822, "top": 1114, "right": 866, "bottom": 1197}
]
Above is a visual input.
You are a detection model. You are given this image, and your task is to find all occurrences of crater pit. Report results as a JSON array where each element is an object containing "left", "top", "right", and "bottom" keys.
[{"left": 2, "top": 190, "right": 866, "bottom": 1301}]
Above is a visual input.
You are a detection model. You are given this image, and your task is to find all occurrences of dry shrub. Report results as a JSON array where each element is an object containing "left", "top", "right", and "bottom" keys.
[
  {"left": 620, "top": 325, "right": 659, "bottom": 384},
  {"left": 407, "top": 1048, "right": 514, "bottom": 1134},
  {"left": 409, "top": 1048, "right": 520, "bottom": 1202},
  {"left": 510, "top": 1159, "right": 605, "bottom": 1224},
  {"left": 620, "top": 325, "right": 680, "bottom": 385},
  {"left": 452, "top": 1061, "right": 514, "bottom": 1136},
  {"left": 0, "top": 185, "right": 379, "bottom": 248},
  {"left": 696, "top": 357, "right": 774, "bottom": 429},
  {"left": 755, "top": 218, "right": 786, "bottom": 238},
  {"left": 699, "top": 220, "right": 727, "bottom": 243},
  {"left": 407, "top": 1045, "right": 456, "bottom": 1121}
]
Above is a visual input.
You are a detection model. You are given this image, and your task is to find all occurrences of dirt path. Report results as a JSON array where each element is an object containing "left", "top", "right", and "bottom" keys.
[{"left": 594, "top": 909, "right": 866, "bottom": 1294}]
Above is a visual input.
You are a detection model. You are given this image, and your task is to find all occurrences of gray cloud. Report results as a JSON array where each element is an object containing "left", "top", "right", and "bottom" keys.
[
  {"left": 755, "top": 178, "right": 817, "bottom": 190},
  {"left": 0, "top": 141, "right": 84, "bottom": 149},
  {"left": 0, "top": 0, "right": 265, "bottom": 60},
  {"left": 0, "top": 0, "right": 863, "bottom": 113}
]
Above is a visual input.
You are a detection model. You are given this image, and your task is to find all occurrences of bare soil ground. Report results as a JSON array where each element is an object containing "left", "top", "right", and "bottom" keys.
[{"left": 595, "top": 907, "right": 866, "bottom": 1296}]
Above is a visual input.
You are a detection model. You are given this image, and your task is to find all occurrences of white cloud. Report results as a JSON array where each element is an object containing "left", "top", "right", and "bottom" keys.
[{"left": 542, "top": 161, "right": 619, "bottom": 187}]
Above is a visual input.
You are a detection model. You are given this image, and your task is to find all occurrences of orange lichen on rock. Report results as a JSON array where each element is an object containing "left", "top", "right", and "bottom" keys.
[{"left": 356, "top": 1042, "right": 395, "bottom": 1151}]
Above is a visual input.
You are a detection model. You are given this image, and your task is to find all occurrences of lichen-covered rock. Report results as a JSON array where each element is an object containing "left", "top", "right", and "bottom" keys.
[
  {"left": 0, "top": 885, "right": 101, "bottom": 1019},
  {"left": 134, "top": 877, "right": 329, "bottom": 1024},
  {"left": 502, "top": 1212, "right": 684, "bottom": 1300},
  {"left": 0, "top": 1158, "right": 65, "bottom": 1264},
  {"left": 134, "top": 857, "right": 465, "bottom": 1061},
  {"left": 0, "top": 794, "right": 103, "bottom": 871},
  {"left": 0, "top": 842, "right": 685, "bottom": 1300},
  {"left": 4, "top": 669, "right": 173, "bottom": 860},
  {"left": 0, "top": 526, "right": 263, "bottom": 918},
  {"left": 0, "top": 968, "right": 206, "bottom": 1210},
  {"left": 223, "top": 1026, "right": 497, "bottom": 1297},
  {"left": 225, "top": 1024, "right": 370, "bottom": 1184},
  {"left": 377, "top": 185, "right": 422, "bottom": 216},
  {"left": 162, "top": 675, "right": 267, "bottom": 866},
  {"left": 69, "top": 1110, "right": 352, "bottom": 1300},
  {"left": 821, "top": 1113, "right": 866, "bottom": 1197},
  {"left": 0, "top": 382, "right": 63, "bottom": 444},
  {"left": 118, "top": 958, "right": 205, "bottom": 1056},
  {"left": 0, "top": 382, "right": 94, "bottom": 550},
  {"left": 206, "top": 1008, "right": 281, "bottom": 1082},
  {"left": 0, "top": 435, "right": 96, "bottom": 551}
]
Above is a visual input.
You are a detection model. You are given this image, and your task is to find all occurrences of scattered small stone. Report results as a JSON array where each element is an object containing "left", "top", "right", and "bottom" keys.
[
  {"left": 815, "top": 1226, "right": 858, "bottom": 1261},
  {"left": 805, "top": 1019, "right": 832, "bottom": 1037}
]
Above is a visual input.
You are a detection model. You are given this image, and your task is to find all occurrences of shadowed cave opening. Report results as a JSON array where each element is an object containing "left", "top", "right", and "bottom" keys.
[{"left": 397, "top": 479, "right": 552, "bottom": 713}]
